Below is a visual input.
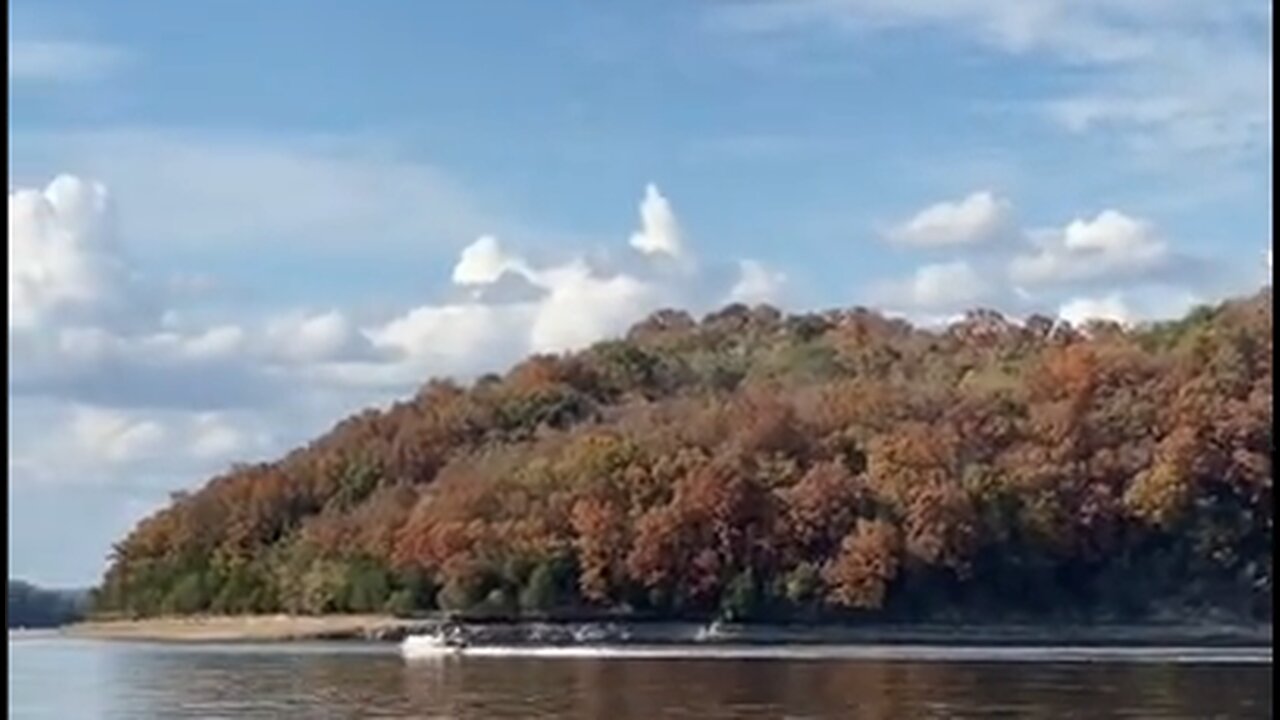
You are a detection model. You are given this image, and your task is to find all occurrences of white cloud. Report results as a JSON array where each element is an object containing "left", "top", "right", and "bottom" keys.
[
  {"left": 1057, "top": 287, "right": 1203, "bottom": 327},
  {"left": 1010, "top": 210, "right": 1173, "bottom": 286},
  {"left": 452, "top": 235, "right": 531, "bottom": 285},
  {"left": 9, "top": 40, "right": 130, "bottom": 83},
  {"left": 531, "top": 262, "right": 661, "bottom": 352},
  {"left": 360, "top": 303, "right": 533, "bottom": 385},
  {"left": 70, "top": 406, "right": 166, "bottom": 464},
  {"left": 10, "top": 397, "right": 280, "bottom": 489},
  {"left": 629, "top": 183, "right": 687, "bottom": 260},
  {"left": 6, "top": 178, "right": 753, "bottom": 406},
  {"left": 1058, "top": 294, "right": 1135, "bottom": 326},
  {"left": 729, "top": 259, "right": 788, "bottom": 305},
  {"left": 4, "top": 147, "right": 749, "bottom": 403},
  {"left": 348, "top": 183, "right": 705, "bottom": 385},
  {"left": 188, "top": 413, "right": 249, "bottom": 461},
  {"left": 355, "top": 250, "right": 666, "bottom": 386},
  {"left": 1043, "top": 38, "right": 1271, "bottom": 157},
  {"left": 262, "top": 310, "right": 363, "bottom": 364},
  {"left": 874, "top": 260, "right": 991, "bottom": 312},
  {"left": 4, "top": 162, "right": 505, "bottom": 407},
  {"left": 8, "top": 176, "right": 137, "bottom": 330},
  {"left": 868, "top": 190, "right": 1237, "bottom": 322},
  {"left": 711, "top": 1, "right": 1272, "bottom": 157},
  {"left": 887, "top": 191, "right": 1014, "bottom": 247}
]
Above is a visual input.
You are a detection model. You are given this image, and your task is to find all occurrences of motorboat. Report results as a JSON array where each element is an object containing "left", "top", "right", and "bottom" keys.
[
  {"left": 400, "top": 627, "right": 468, "bottom": 658},
  {"left": 694, "top": 620, "right": 727, "bottom": 642}
]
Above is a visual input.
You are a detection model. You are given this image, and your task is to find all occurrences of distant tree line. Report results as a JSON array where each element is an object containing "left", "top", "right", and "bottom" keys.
[
  {"left": 93, "top": 290, "right": 1273, "bottom": 623},
  {"left": 8, "top": 580, "right": 87, "bottom": 628}
]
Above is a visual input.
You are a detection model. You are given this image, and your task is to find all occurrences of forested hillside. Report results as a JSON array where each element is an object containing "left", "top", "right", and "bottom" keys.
[{"left": 95, "top": 291, "right": 1273, "bottom": 623}]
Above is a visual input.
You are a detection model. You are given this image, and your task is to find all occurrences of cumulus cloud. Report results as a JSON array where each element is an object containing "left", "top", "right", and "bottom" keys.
[
  {"left": 629, "top": 184, "right": 686, "bottom": 260},
  {"left": 882, "top": 195, "right": 1203, "bottom": 315},
  {"left": 867, "top": 190, "right": 1234, "bottom": 323},
  {"left": 357, "top": 303, "right": 533, "bottom": 386},
  {"left": 1010, "top": 210, "right": 1175, "bottom": 286},
  {"left": 873, "top": 260, "right": 992, "bottom": 312},
  {"left": 1057, "top": 287, "right": 1203, "bottom": 327},
  {"left": 262, "top": 310, "right": 365, "bottom": 364},
  {"left": 1058, "top": 294, "right": 1135, "bottom": 326},
  {"left": 348, "top": 184, "right": 706, "bottom": 384},
  {"left": 9, "top": 176, "right": 137, "bottom": 330},
  {"left": 358, "top": 264, "right": 655, "bottom": 385},
  {"left": 8, "top": 176, "right": 758, "bottom": 418},
  {"left": 531, "top": 263, "right": 662, "bottom": 352},
  {"left": 451, "top": 235, "right": 531, "bottom": 286},
  {"left": 887, "top": 191, "right": 1014, "bottom": 247},
  {"left": 729, "top": 259, "right": 788, "bottom": 305}
]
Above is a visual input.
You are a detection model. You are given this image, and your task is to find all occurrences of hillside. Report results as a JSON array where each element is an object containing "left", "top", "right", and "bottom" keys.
[{"left": 94, "top": 291, "right": 1273, "bottom": 623}]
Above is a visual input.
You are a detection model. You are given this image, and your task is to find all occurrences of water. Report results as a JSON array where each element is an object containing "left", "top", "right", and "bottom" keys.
[{"left": 9, "top": 632, "right": 1272, "bottom": 719}]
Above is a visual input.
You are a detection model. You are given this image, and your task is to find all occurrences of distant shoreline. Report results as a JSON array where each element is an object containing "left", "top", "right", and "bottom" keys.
[{"left": 62, "top": 615, "right": 1274, "bottom": 646}]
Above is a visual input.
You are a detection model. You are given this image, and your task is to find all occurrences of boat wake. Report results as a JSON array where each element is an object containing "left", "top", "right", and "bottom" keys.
[{"left": 400, "top": 639, "right": 1271, "bottom": 665}]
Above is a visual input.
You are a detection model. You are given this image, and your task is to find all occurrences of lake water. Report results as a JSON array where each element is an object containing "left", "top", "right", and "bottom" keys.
[{"left": 8, "top": 632, "right": 1272, "bottom": 719}]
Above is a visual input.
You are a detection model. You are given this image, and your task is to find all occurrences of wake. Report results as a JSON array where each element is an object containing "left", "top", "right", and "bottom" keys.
[{"left": 401, "top": 640, "right": 1272, "bottom": 665}]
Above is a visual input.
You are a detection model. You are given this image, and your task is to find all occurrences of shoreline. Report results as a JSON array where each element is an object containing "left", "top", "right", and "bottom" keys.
[
  {"left": 61, "top": 615, "right": 1274, "bottom": 647},
  {"left": 63, "top": 615, "right": 430, "bottom": 643}
]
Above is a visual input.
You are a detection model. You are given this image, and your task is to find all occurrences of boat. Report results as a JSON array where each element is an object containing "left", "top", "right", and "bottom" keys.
[
  {"left": 694, "top": 621, "right": 727, "bottom": 642},
  {"left": 400, "top": 627, "right": 469, "bottom": 658},
  {"left": 572, "top": 624, "right": 609, "bottom": 644}
]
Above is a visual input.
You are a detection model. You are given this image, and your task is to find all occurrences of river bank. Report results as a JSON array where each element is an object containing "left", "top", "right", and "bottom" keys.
[{"left": 62, "top": 615, "right": 1273, "bottom": 646}]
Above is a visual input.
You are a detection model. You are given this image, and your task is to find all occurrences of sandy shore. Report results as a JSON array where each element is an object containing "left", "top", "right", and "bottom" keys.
[{"left": 64, "top": 615, "right": 431, "bottom": 642}]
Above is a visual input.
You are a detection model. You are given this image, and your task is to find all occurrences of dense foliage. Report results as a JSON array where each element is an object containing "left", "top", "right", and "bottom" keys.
[
  {"left": 8, "top": 580, "right": 87, "bottom": 628},
  {"left": 95, "top": 291, "right": 1273, "bottom": 622}
]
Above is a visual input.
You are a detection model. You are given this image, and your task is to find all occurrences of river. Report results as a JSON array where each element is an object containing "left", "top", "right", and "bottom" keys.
[{"left": 8, "top": 631, "right": 1272, "bottom": 718}]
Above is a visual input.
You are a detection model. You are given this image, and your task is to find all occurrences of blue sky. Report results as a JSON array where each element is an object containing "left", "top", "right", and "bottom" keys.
[{"left": 8, "top": 0, "right": 1272, "bottom": 585}]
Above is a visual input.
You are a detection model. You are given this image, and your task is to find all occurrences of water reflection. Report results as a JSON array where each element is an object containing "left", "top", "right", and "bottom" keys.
[{"left": 393, "top": 657, "right": 1270, "bottom": 720}]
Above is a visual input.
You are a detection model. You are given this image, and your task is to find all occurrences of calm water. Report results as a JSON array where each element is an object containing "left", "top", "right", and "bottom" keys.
[{"left": 8, "top": 633, "right": 1272, "bottom": 719}]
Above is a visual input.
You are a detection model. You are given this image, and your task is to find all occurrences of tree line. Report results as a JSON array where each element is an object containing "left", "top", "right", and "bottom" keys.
[
  {"left": 8, "top": 580, "right": 87, "bottom": 628},
  {"left": 94, "top": 290, "right": 1273, "bottom": 623}
]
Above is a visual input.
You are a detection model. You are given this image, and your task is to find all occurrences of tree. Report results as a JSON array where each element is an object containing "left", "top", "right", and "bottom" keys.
[
  {"left": 519, "top": 563, "right": 560, "bottom": 612},
  {"left": 824, "top": 520, "right": 901, "bottom": 610},
  {"left": 571, "top": 497, "right": 627, "bottom": 603}
]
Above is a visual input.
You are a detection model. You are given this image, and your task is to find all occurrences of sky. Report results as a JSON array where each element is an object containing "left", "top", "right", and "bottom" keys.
[{"left": 7, "top": 0, "right": 1273, "bottom": 586}]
